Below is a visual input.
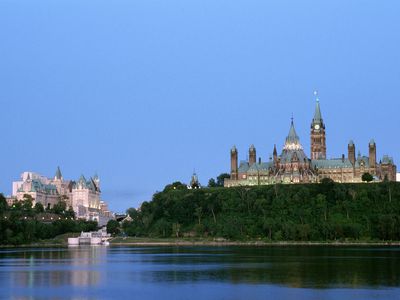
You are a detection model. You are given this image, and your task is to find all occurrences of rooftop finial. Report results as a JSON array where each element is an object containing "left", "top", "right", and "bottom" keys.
[
  {"left": 314, "top": 90, "right": 319, "bottom": 102},
  {"left": 312, "top": 91, "right": 323, "bottom": 123},
  {"left": 291, "top": 113, "right": 294, "bottom": 123}
]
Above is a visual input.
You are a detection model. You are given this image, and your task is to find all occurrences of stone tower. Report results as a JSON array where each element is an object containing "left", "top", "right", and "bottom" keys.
[
  {"left": 249, "top": 145, "right": 256, "bottom": 165},
  {"left": 348, "top": 140, "right": 356, "bottom": 165},
  {"left": 230, "top": 146, "right": 238, "bottom": 180},
  {"left": 369, "top": 139, "right": 376, "bottom": 170},
  {"left": 310, "top": 94, "right": 326, "bottom": 160}
]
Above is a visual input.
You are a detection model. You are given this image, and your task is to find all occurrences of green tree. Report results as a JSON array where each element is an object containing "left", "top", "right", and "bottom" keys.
[
  {"left": 362, "top": 172, "right": 373, "bottom": 182},
  {"left": 194, "top": 206, "right": 203, "bottom": 225},
  {"left": 208, "top": 178, "right": 217, "bottom": 188},
  {"left": 126, "top": 207, "right": 139, "bottom": 219},
  {"left": 21, "top": 196, "right": 34, "bottom": 216},
  {"left": 0, "top": 194, "right": 8, "bottom": 213},
  {"left": 172, "top": 223, "right": 181, "bottom": 237},
  {"left": 163, "top": 182, "right": 187, "bottom": 192},
  {"left": 152, "top": 218, "right": 171, "bottom": 237},
  {"left": 66, "top": 206, "right": 75, "bottom": 218},
  {"left": 216, "top": 173, "right": 230, "bottom": 187},
  {"left": 34, "top": 202, "right": 44, "bottom": 213},
  {"left": 315, "top": 194, "right": 328, "bottom": 221},
  {"left": 263, "top": 217, "right": 275, "bottom": 240},
  {"left": 53, "top": 201, "right": 67, "bottom": 215},
  {"left": 106, "top": 220, "right": 120, "bottom": 235}
]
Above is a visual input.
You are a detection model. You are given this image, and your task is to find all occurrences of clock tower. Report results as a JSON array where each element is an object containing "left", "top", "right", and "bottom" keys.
[{"left": 310, "top": 93, "right": 326, "bottom": 160}]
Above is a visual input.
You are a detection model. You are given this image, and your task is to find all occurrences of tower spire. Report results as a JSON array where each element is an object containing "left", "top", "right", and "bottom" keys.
[
  {"left": 284, "top": 117, "right": 302, "bottom": 150},
  {"left": 286, "top": 117, "right": 299, "bottom": 144},
  {"left": 55, "top": 166, "right": 62, "bottom": 180},
  {"left": 312, "top": 91, "right": 323, "bottom": 125},
  {"left": 310, "top": 91, "right": 326, "bottom": 160},
  {"left": 273, "top": 144, "right": 278, "bottom": 164}
]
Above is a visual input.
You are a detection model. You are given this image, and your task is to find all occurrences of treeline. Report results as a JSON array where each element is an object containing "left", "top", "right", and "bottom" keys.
[
  {"left": 0, "top": 195, "right": 97, "bottom": 245},
  {"left": 122, "top": 180, "right": 400, "bottom": 241}
]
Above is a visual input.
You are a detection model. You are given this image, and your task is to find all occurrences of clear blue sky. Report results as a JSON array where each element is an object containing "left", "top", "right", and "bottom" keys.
[{"left": 1, "top": 1, "right": 399, "bottom": 212}]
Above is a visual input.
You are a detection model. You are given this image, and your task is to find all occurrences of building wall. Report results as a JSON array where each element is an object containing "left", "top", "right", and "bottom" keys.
[{"left": 11, "top": 170, "right": 109, "bottom": 221}]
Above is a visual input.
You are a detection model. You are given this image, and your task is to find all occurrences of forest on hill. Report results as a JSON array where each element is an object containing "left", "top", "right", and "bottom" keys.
[{"left": 120, "top": 180, "right": 400, "bottom": 241}]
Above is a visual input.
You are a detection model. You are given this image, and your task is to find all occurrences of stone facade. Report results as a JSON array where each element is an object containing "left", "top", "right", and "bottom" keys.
[
  {"left": 225, "top": 98, "right": 396, "bottom": 187},
  {"left": 11, "top": 167, "right": 113, "bottom": 222}
]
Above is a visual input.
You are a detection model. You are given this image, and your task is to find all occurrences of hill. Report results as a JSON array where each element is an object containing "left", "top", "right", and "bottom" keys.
[{"left": 122, "top": 180, "right": 400, "bottom": 241}]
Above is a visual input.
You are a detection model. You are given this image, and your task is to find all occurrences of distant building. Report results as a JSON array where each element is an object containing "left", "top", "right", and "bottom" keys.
[
  {"left": 397, "top": 173, "right": 400, "bottom": 182},
  {"left": 225, "top": 95, "right": 396, "bottom": 187},
  {"left": 11, "top": 167, "right": 113, "bottom": 223},
  {"left": 187, "top": 172, "right": 201, "bottom": 189}
]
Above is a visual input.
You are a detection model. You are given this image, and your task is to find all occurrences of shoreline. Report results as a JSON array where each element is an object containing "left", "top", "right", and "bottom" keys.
[
  {"left": 2, "top": 239, "right": 400, "bottom": 248},
  {"left": 109, "top": 240, "right": 400, "bottom": 247}
]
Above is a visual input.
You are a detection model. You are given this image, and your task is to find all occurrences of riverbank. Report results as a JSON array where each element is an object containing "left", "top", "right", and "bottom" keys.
[
  {"left": 2, "top": 236, "right": 400, "bottom": 248},
  {"left": 109, "top": 237, "right": 400, "bottom": 247},
  {"left": 0, "top": 233, "right": 79, "bottom": 248}
]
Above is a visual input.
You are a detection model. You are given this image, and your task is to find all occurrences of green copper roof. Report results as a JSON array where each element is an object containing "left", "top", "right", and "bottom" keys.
[
  {"left": 238, "top": 161, "right": 250, "bottom": 173},
  {"left": 382, "top": 155, "right": 394, "bottom": 164},
  {"left": 312, "top": 100, "right": 323, "bottom": 125},
  {"left": 355, "top": 156, "right": 370, "bottom": 168},
  {"left": 78, "top": 174, "right": 87, "bottom": 186},
  {"left": 55, "top": 166, "right": 62, "bottom": 180},
  {"left": 247, "top": 162, "right": 273, "bottom": 173},
  {"left": 73, "top": 174, "right": 99, "bottom": 192},
  {"left": 312, "top": 158, "right": 353, "bottom": 169},
  {"left": 30, "top": 179, "right": 58, "bottom": 194},
  {"left": 285, "top": 119, "right": 300, "bottom": 144}
]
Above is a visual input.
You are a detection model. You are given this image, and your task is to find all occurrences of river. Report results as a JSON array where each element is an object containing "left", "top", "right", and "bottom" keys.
[{"left": 0, "top": 246, "right": 399, "bottom": 299}]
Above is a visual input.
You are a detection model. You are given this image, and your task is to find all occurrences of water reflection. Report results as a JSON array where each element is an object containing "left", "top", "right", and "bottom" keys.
[
  {"left": 0, "top": 246, "right": 399, "bottom": 300},
  {"left": 121, "top": 246, "right": 400, "bottom": 288},
  {"left": 0, "top": 246, "right": 106, "bottom": 289}
]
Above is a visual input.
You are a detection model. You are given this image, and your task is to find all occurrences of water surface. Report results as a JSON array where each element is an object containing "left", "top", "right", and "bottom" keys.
[{"left": 0, "top": 246, "right": 399, "bottom": 299}]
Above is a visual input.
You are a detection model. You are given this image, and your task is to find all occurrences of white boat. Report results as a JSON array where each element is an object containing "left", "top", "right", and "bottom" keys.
[{"left": 68, "top": 227, "right": 111, "bottom": 246}]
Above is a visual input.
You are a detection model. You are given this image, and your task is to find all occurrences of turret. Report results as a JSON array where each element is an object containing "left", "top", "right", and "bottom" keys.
[
  {"left": 230, "top": 146, "right": 238, "bottom": 180},
  {"left": 348, "top": 140, "right": 355, "bottom": 165},
  {"left": 273, "top": 144, "right": 278, "bottom": 163},
  {"left": 54, "top": 166, "right": 63, "bottom": 181},
  {"left": 284, "top": 118, "right": 302, "bottom": 150},
  {"left": 249, "top": 145, "right": 256, "bottom": 165},
  {"left": 369, "top": 139, "right": 376, "bottom": 169},
  {"left": 93, "top": 173, "right": 100, "bottom": 189}
]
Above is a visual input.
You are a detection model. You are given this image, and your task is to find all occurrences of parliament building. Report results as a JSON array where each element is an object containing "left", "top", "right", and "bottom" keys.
[{"left": 224, "top": 98, "right": 396, "bottom": 187}]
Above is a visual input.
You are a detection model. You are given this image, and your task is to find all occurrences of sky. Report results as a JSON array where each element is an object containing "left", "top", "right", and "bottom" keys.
[{"left": 1, "top": 0, "right": 399, "bottom": 212}]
